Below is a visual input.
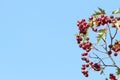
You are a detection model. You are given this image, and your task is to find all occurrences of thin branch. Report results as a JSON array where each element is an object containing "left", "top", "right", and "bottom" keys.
[
  {"left": 107, "top": 23, "right": 119, "bottom": 68},
  {"left": 92, "top": 46, "right": 106, "bottom": 54},
  {"left": 112, "top": 28, "right": 118, "bottom": 39},
  {"left": 92, "top": 53, "right": 106, "bottom": 66}
]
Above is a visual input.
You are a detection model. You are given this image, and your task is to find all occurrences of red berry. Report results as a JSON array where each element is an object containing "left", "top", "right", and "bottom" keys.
[
  {"left": 86, "top": 37, "right": 89, "bottom": 41},
  {"left": 89, "top": 62, "right": 93, "bottom": 65},
  {"left": 101, "top": 14, "right": 104, "bottom": 18},
  {"left": 85, "top": 64, "right": 89, "bottom": 67},
  {"left": 89, "top": 16, "right": 93, "bottom": 20},
  {"left": 117, "top": 17, "right": 120, "bottom": 20},
  {"left": 114, "top": 52, "right": 118, "bottom": 56},
  {"left": 92, "top": 28, "right": 97, "bottom": 32},
  {"left": 107, "top": 50, "right": 112, "bottom": 55},
  {"left": 109, "top": 44, "right": 113, "bottom": 48},
  {"left": 79, "top": 37, "right": 82, "bottom": 41},
  {"left": 110, "top": 15, "right": 114, "bottom": 19},
  {"left": 92, "top": 63, "right": 101, "bottom": 71}
]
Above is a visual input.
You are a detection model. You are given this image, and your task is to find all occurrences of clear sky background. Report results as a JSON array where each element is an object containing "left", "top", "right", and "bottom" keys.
[{"left": 0, "top": 0, "right": 120, "bottom": 80}]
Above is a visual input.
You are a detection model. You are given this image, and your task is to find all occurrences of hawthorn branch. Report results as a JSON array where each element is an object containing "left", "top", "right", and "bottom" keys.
[
  {"left": 92, "top": 46, "right": 106, "bottom": 54},
  {"left": 107, "top": 24, "right": 119, "bottom": 68},
  {"left": 102, "top": 37, "right": 107, "bottom": 51},
  {"left": 112, "top": 28, "right": 118, "bottom": 39},
  {"left": 92, "top": 53, "right": 106, "bottom": 66}
]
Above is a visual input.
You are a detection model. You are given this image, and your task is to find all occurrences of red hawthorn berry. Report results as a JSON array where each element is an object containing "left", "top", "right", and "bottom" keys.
[
  {"left": 112, "top": 20, "right": 116, "bottom": 23},
  {"left": 117, "top": 17, "right": 120, "bottom": 20},
  {"left": 114, "top": 52, "right": 118, "bottom": 56},
  {"left": 86, "top": 59, "right": 89, "bottom": 63},
  {"left": 77, "top": 41, "right": 80, "bottom": 44},
  {"left": 107, "top": 50, "right": 112, "bottom": 55},
  {"left": 81, "top": 70, "right": 86, "bottom": 73},
  {"left": 101, "top": 14, "right": 104, "bottom": 18},
  {"left": 82, "top": 64, "right": 86, "bottom": 67},
  {"left": 115, "top": 41, "right": 119, "bottom": 45},
  {"left": 89, "top": 62, "right": 93, "bottom": 65},
  {"left": 85, "top": 63, "right": 89, "bottom": 67},
  {"left": 112, "top": 47, "right": 115, "bottom": 51},
  {"left": 81, "top": 67, "right": 85, "bottom": 70},
  {"left": 86, "top": 37, "right": 89, "bottom": 41},
  {"left": 92, "top": 63, "right": 101, "bottom": 71},
  {"left": 86, "top": 48, "right": 91, "bottom": 52},
  {"left": 81, "top": 57, "right": 86, "bottom": 61},
  {"left": 109, "top": 73, "right": 117, "bottom": 80},
  {"left": 79, "top": 37, "right": 82, "bottom": 41},
  {"left": 108, "top": 19, "right": 112, "bottom": 23},
  {"left": 82, "top": 19, "right": 85, "bottom": 22},
  {"left": 85, "top": 74, "right": 88, "bottom": 77},
  {"left": 109, "top": 44, "right": 113, "bottom": 49},
  {"left": 79, "top": 44, "right": 82, "bottom": 48},
  {"left": 112, "top": 24, "right": 116, "bottom": 28},
  {"left": 84, "top": 52, "right": 88, "bottom": 56},
  {"left": 89, "top": 16, "right": 93, "bottom": 20},
  {"left": 92, "top": 28, "right": 97, "bottom": 32},
  {"left": 110, "top": 15, "right": 114, "bottom": 19}
]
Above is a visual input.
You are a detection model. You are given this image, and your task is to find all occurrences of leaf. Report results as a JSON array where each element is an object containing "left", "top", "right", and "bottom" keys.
[
  {"left": 98, "top": 7, "right": 105, "bottom": 14},
  {"left": 92, "top": 7, "right": 105, "bottom": 16},
  {"left": 115, "top": 21, "right": 120, "bottom": 30},
  {"left": 105, "top": 78, "right": 108, "bottom": 80},
  {"left": 100, "top": 67, "right": 105, "bottom": 75},
  {"left": 112, "top": 8, "right": 120, "bottom": 14},
  {"left": 75, "top": 33, "right": 83, "bottom": 37},
  {"left": 96, "top": 29, "right": 106, "bottom": 43},
  {"left": 100, "top": 70, "right": 104, "bottom": 75},
  {"left": 94, "top": 10, "right": 101, "bottom": 15},
  {"left": 116, "top": 68, "right": 120, "bottom": 75}
]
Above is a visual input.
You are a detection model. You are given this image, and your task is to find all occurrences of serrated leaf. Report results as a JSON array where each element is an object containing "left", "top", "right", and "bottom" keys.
[
  {"left": 92, "top": 8, "right": 105, "bottom": 16},
  {"left": 94, "top": 10, "right": 101, "bottom": 15},
  {"left": 116, "top": 68, "right": 120, "bottom": 75},
  {"left": 96, "top": 29, "right": 106, "bottom": 43},
  {"left": 98, "top": 7, "right": 105, "bottom": 14},
  {"left": 115, "top": 21, "right": 120, "bottom": 30},
  {"left": 112, "top": 8, "right": 120, "bottom": 14}
]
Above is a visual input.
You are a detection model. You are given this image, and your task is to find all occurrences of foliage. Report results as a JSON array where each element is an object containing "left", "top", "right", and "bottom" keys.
[{"left": 75, "top": 7, "right": 120, "bottom": 80}]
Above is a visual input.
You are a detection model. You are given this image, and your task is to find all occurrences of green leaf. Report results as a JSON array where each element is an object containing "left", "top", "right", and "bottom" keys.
[
  {"left": 116, "top": 68, "right": 120, "bottom": 75},
  {"left": 94, "top": 10, "right": 101, "bottom": 15},
  {"left": 112, "top": 8, "right": 120, "bottom": 14},
  {"left": 105, "top": 78, "right": 108, "bottom": 80},
  {"left": 100, "top": 70, "right": 104, "bottom": 75},
  {"left": 92, "top": 7, "right": 105, "bottom": 16},
  {"left": 98, "top": 7, "right": 105, "bottom": 14},
  {"left": 96, "top": 29, "right": 106, "bottom": 43},
  {"left": 115, "top": 21, "right": 120, "bottom": 30}
]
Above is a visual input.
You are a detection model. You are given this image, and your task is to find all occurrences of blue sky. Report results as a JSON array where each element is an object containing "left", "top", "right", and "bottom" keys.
[{"left": 0, "top": 0, "right": 120, "bottom": 80}]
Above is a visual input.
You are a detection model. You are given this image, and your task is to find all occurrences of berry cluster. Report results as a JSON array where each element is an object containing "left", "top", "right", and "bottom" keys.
[
  {"left": 76, "top": 36, "right": 82, "bottom": 44},
  {"left": 112, "top": 41, "right": 120, "bottom": 52},
  {"left": 109, "top": 73, "right": 117, "bottom": 80},
  {"left": 79, "top": 41, "right": 92, "bottom": 52},
  {"left": 81, "top": 58, "right": 101, "bottom": 77},
  {"left": 91, "top": 63, "right": 101, "bottom": 71},
  {"left": 77, "top": 19, "right": 90, "bottom": 35},
  {"left": 81, "top": 64, "right": 89, "bottom": 77},
  {"left": 108, "top": 41, "right": 120, "bottom": 56},
  {"left": 76, "top": 10, "right": 120, "bottom": 79}
]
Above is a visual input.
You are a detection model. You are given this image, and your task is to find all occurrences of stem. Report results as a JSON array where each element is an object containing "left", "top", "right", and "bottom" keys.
[
  {"left": 92, "top": 46, "right": 106, "bottom": 54},
  {"left": 107, "top": 24, "right": 119, "bottom": 68},
  {"left": 92, "top": 53, "right": 106, "bottom": 66},
  {"left": 112, "top": 28, "right": 118, "bottom": 39}
]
